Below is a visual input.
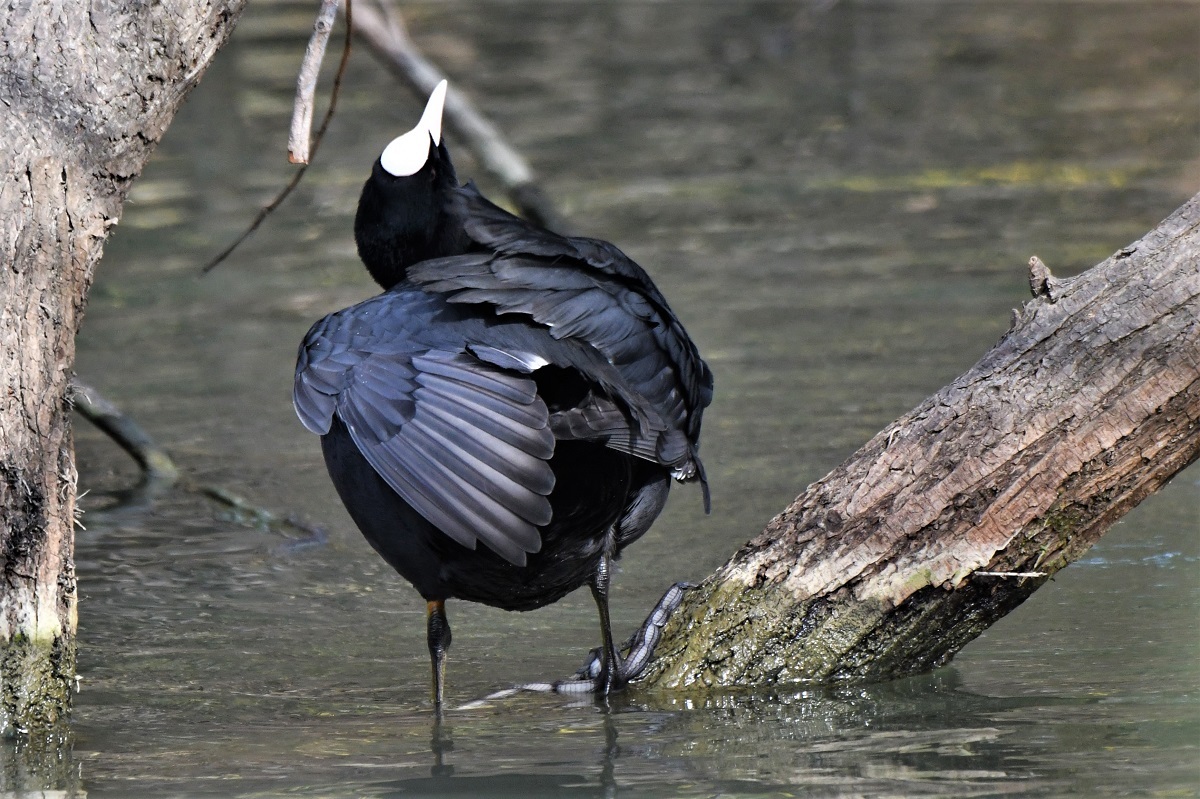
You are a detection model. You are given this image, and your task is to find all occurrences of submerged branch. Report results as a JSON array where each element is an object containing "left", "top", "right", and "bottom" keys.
[
  {"left": 71, "top": 378, "right": 326, "bottom": 546},
  {"left": 70, "top": 377, "right": 179, "bottom": 486}
]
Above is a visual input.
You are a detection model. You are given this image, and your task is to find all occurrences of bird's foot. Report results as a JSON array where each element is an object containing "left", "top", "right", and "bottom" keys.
[
  {"left": 456, "top": 582, "right": 694, "bottom": 709},
  {"left": 553, "top": 581, "right": 695, "bottom": 695}
]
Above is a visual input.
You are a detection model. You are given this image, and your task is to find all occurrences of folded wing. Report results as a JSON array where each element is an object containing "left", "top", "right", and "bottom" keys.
[
  {"left": 408, "top": 193, "right": 713, "bottom": 508},
  {"left": 295, "top": 304, "right": 555, "bottom": 566}
]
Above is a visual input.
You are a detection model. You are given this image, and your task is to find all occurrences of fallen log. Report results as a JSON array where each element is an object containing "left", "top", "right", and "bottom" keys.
[{"left": 639, "top": 192, "right": 1200, "bottom": 691}]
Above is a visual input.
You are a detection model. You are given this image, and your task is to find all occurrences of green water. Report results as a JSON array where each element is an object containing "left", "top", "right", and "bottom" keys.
[{"left": 21, "top": 0, "right": 1200, "bottom": 795}]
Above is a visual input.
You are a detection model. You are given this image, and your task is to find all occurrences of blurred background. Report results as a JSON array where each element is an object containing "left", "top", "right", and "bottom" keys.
[{"left": 58, "top": 1, "right": 1200, "bottom": 796}]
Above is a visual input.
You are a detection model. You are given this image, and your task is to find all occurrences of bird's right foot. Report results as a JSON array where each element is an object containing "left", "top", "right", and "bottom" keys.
[
  {"left": 554, "top": 581, "right": 695, "bottom": 695},
  {"left": 458, "top": 582, "right": 694, "bottom": 708}
]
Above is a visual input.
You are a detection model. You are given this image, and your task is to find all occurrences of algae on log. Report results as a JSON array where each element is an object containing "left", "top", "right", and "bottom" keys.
[
  {"left": 639, "top": 192, "right": 1200, "bottom": 692},
  {"left": 0, "top": 0, "right": 247, "bottom": 734}
]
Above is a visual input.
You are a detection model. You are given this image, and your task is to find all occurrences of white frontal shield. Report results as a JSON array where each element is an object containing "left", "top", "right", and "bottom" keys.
[{"left": 379, "top": 80, "right": 448, "bottom": 177}]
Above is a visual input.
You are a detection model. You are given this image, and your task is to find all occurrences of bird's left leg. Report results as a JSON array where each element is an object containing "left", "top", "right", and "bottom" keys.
[
  {"left": 588, "top": 553, "right": 623, "bottom": 696},
  {"left": 464, "top": 580, "right": 695, "bottom": 702},
  {"left": 568, "top": 580, "right": 694, "bottom": 687}
]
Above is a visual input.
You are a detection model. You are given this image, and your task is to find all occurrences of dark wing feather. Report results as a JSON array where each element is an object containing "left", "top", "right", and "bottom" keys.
[
  {"left": 460, "top": 185, "right": 710, "bottom": 409},
  {"left": 548, "top": 398, "right": 661, "bottom": 463},
  {"left": 294, "top": 295, "right": 555, "bottom": 565},
  {"left": 408, "top": 195, "right": 713, "bottom": 499}
]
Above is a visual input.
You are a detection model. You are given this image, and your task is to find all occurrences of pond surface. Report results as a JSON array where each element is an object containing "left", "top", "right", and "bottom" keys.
[{"left": 26, "top": 0, "right": 1200, "bottom": 796}]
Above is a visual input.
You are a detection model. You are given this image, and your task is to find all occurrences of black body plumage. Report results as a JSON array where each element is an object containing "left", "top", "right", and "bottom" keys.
[{"left": 294, "top": 89, "right": 711, "bottom": 703}]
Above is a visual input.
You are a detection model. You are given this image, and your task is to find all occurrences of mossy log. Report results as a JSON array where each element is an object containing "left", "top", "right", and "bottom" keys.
[
  {"left": 639, "top": 192, "right": 1200, "bottom": 692},
  {"left": 0, "top": 0, "right": 246, "bottom": 734}
]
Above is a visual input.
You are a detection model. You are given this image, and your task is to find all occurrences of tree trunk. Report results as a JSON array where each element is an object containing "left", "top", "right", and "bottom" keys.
[
  {"left": 0, "top": 0, "right": 246, "bottom": 733},
  {"left": 640, "top": 192, "right": 1200, "bottom": 692}
]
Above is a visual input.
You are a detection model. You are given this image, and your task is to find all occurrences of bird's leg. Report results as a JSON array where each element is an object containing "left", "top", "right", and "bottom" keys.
[
  {"left": 426, "top": 600, "right": 452, "bottom": 711},
  {"left": 488, "top": 582, "right": 694, "bottom": 699},
  {"left": 589, "top": 553, "right": 623, "bottom": 696},
  {"left": 569, "top": 581, "right": 694, "bottom": 685}
]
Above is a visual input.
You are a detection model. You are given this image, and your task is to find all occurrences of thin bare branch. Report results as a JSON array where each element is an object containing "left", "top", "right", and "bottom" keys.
[
  {"left": 202, "top": 0, "right": 354, "bottom": 273},
  {"left": 289, "top": 0, "right": 342, "bottom": 164}
]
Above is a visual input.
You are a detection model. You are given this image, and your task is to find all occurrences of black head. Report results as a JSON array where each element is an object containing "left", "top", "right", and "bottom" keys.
[{"left": 354, "top": 81, "right": 462, "bottom": 289}]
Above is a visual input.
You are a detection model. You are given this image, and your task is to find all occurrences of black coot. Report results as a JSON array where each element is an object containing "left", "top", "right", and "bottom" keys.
[{"left": 294, "top": 81, "right": 712, "bottom": 708}]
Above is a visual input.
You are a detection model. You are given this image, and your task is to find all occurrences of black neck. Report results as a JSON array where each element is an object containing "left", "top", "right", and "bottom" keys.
[{"left": 353, "top": 145, "right": 463, "bottom": 290}]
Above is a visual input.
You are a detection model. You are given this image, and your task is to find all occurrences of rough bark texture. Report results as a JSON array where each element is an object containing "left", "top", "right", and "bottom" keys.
[
  {"left": 640, "top": 193, "right": 1200, "bottom": 692},
  {"left": 0, "top": 0, "right": 246, "bottom": 733}
]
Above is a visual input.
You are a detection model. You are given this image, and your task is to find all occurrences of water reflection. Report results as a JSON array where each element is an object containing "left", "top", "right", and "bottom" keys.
[
  {"left": 0, "top": 668, "right": 1149, "bottom": 799},
  {"left": 385, "top": 713, "right": 620, "bottom": 796},
  {"left": 0, "top": 731, "right": 81, "bottom": 798},
  {"left": 229, "top": 673, "right": 1074, "bottom": 799},
  {"left": 635, "top": 675, "right": 1052, "bottom": 797}
]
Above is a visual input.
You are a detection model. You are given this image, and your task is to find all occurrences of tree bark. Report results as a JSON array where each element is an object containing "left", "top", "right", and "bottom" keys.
[
  {"left": 639, "top": 192, "right": 1200, "bottom": 692},
  {"left": 0, "top": 0, "right": 246, "bottom": 733}
]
